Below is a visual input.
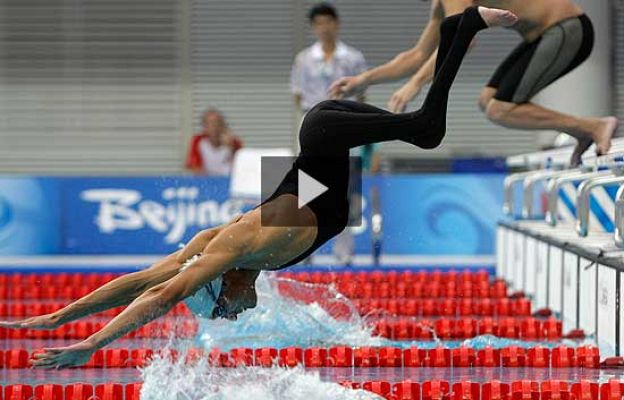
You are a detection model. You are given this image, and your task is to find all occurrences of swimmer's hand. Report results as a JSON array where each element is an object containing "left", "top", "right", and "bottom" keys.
[
  {"left": 388, "top": 80, "right": 422, "bottom": 113},
  {"left": 328, "top": 75, "right": 368, "bottom": 100},
  {"left": 0, "top": 314, "right": 61, "bottom": 330},
  {"left": 31, "top": 341, "right": 96, "bottom": 369}
]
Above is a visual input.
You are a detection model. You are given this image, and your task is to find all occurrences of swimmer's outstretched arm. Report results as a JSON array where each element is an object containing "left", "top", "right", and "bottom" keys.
[
  {"left": 0, "top": 225, "right": 229, "bottom": 331},
  {"left": 32, "top": 250, "right": 236, "bottom": 369},
  {"left": 328, "top": 0, "right": 445, "bottom": 98}
]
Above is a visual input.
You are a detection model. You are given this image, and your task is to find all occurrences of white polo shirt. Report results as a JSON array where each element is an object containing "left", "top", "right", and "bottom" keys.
[{"left": 291, "top": 41, "right": 367, "bottom": 112}]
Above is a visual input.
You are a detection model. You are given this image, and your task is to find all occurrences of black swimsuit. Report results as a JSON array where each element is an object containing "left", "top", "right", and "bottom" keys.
[{"left": 263, "top": 7, "right": 489, "bottom": 269}]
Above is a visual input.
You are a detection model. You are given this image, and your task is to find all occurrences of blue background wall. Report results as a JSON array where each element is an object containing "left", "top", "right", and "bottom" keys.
[{"left": 0, "top": 175, "right": 505, "bottom": 256}]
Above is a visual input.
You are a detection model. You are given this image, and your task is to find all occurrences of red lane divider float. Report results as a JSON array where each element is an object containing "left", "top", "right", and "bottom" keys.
[
  {"left": 278, "top": 269, "right": 493, "bottom": 285},
  {"left": 0, "top": 316, "right": 562, "bottom": 341},
  {"left": 350, "top": 297, "right": 531, "bottom": 317},
  {"left": 372, "top": 316, "right": 562, "bottom": 340},
  {"left": 339, "top": 379, "right": 621, "bottom": 400},
  {"left": 0, "top": 345, "right": 601, "bottom": 369},
  {"left": 0, "top": 298, "right": 532, "bottom": 319},
  {"left": 1, "top": 381, "right": 617, "bottom": 400},
  {"left": 0, "top": 302, "right": 191, "bottom": 318},
  {"left": 2, "top": 383, "right": 142, "bottom": 400},
  {"left": 0, "top": 318, "right": 200, "bottom": 340}
]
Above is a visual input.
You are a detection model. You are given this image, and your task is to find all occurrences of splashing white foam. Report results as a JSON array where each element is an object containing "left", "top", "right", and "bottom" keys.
[
  {"left": 195, "top": 274, "right": 393, "bottom": 351},
  {"left": 140, "top": 355, "right": 382, "bottom": 400}
]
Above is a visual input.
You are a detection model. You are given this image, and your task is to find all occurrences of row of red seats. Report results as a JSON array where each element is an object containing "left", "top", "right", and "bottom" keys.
[
  {"left": 0, "top": 319, "right": 199, "bottom": 340},
  {"left": 0, "top": 302, "right": 191, "bottom": 318},
  {"left": 372, "top": 317, "right": 562, "bottom": 340},
  {"left": 0, "top": 345, "right": 599, "bottom": 369},
  {"left": 1, "top": 383, "right": 141, "bottom": 400},
  {"left": 353, "top": 298, "right": 531, "bottom": 317},
  {"left": 340, "top": 379, "right": 624, "bottom": 400},
  {"left": 0, "top": 273, "right": 121, "bottom": 289},
  {"left": 278, "top": 269, "right": 492, "bottom": 285}
]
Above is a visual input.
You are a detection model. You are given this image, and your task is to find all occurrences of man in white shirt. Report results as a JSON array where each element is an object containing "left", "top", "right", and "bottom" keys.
[{"left": 291, "top": 2, "right": 368, "bottom": 115}]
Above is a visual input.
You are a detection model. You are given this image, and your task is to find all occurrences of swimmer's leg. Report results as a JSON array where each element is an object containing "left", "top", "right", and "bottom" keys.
[
  {"left": 300, "top": 7, "right": 510, "bottom": 154},
  {"left": 483, "top": 91, "right": 617, "bottom": 165},
  {"left": 480, "top": 14, "right": 616, "bottom": 165}
]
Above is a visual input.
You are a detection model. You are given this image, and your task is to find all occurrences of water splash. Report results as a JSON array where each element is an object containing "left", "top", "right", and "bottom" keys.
[
  {"left": 195, "top": 274, "right": 392, "bottom": 351},
  {"left": 140, "top": 355, "right": 382, "bottom": 400}
]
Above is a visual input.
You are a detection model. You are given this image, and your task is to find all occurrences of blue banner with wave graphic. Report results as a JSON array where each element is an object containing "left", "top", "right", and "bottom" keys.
[{"left": 0, "top": 175, "right": 506, "bottom": 256}]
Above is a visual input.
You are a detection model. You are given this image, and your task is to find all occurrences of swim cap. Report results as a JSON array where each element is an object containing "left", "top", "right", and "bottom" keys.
[{"left": 183, "top": 275, "right": 224, "bottom": 318}]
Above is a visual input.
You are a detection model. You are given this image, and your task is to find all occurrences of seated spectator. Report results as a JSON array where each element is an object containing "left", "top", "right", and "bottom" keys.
[{"left": 185, "top": 108, "right": 243, "bottom": 175}]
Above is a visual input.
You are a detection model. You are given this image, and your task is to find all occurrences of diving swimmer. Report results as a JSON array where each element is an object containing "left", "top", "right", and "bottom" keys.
[{"left": 0, "top": 6, "right": 517, "bottom": 369}]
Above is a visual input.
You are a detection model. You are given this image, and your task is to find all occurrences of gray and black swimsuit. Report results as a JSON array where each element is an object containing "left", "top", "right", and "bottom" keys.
[{"left": 488, "top": 14, "right": 594, "bottom": 104}]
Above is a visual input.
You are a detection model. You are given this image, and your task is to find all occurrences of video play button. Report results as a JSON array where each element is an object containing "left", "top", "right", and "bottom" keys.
[{"left": 298, "top": 169, "right": 328, "bottom": 209}]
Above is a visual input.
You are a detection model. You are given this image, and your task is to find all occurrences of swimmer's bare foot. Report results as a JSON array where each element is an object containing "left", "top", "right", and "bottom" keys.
[
  {"left": 478, "top": 7, "right": 518, "bottom": 28},
  {"left": 570, "top": 137, "right": 593, "bottom": 168},
  {"left": 593, "top": 116, "right": 618, "bottom": 156}
]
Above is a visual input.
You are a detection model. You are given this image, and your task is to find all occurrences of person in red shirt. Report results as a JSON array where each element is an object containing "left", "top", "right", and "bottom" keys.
[{"left": 186, "top": 108, "right": 243, "bottom": 175}]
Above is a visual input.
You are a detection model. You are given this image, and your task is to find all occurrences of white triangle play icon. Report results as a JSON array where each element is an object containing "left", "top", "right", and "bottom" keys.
[{"left": 298, "top": 169, "right": 328, "bottom": 209}]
